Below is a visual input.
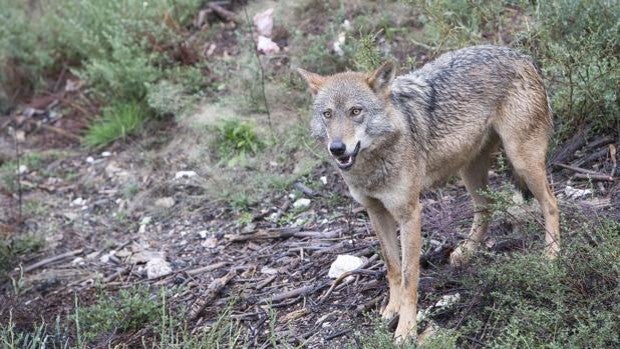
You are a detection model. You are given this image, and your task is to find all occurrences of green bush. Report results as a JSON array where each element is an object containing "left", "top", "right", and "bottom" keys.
[
  {"left": 84, "top": 102, "right": 148, "bottom": 148},
  {"left": 519, "top": 0, "right": 619, "bottom": 137},
  {"left": 73, "top": 286, "right": 161, "bottom": 342},
  {"left": 214, "top": 119, "right": 263, "bottom": 165},
  {"left": 456, "top": 218, "right": 620, "bottom": 348}
]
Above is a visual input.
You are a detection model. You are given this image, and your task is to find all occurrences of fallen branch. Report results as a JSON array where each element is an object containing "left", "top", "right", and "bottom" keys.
[
  {"left": 573, "top": 173, "right": 616, "bottom": 181},
  {"left": 555, "top": 163, "right": 602, "bottom": 175},
  {"left": 207, "top": 2, "right": 239, "bottom": 23},
  {"left": 23, "top": 249, "right": 84, "bottom": 273},
  {"left": 189, "top": 270, "right": 237, "bottom": 320},
  {"left": 293, "top": 182, "right": 321, "bottom": 197},
  {"left": 226, "top": 229, "right": 340, "bottom": 242},
  {"left": 261, "top": 281, "right": 328, "bottom": 304}
]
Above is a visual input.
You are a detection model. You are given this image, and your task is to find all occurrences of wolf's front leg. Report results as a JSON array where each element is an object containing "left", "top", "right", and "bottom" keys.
[
  {"left": 364, "top": 197, "right": 402, "bottom": 321},
  {"left": 394, "top": 201, "right": 422, "bottom": 342}
]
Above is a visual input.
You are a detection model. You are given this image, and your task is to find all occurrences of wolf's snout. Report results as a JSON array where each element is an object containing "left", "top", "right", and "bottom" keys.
[{"left": 329, "top": 140, "right": 346, "bottom": 156}]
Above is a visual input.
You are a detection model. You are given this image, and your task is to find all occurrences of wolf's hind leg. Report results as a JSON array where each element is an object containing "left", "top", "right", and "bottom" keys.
[
  {"left": 364, "top": 198, "right": 402, "bottom": 321},
  {"left": 450, "top": 150, "right": 494, "bottom": 266},
  {"left": 501, "top": 141, "right": 560, "bottom": 258}
]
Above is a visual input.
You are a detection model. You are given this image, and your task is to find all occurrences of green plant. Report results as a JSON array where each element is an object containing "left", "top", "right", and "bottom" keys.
[
  {"left": 352, "top": 32, "right": 383, "bottom": 72},
  {"left": 0, "top": 313, "right": 70, "bottom": 349},
  {"left": 72, "top": 286, "right": 162, "bottom": 342},
  {"left": 84, "top": 101, "right": 148, "bottom": 148},
  {"left": 519, "top": 0, "right": 619, "bottom": 138},
  {"left": 214, "top": 118, "right": 263, "bottom": 165},
  {"left": 454, "top": 217, "right": 620, "bottom": 347}
]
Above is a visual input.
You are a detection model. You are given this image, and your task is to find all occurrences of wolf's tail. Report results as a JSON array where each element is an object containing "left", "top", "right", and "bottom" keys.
[{"left": 506, "top": 160, "right": 534, "bottom": 200}]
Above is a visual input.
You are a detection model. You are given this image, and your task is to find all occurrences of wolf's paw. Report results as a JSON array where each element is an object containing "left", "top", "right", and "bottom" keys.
[
  {"left": 393, "top": 312, "right": 417, "bottom": 344},
  {"left": 380, "top": 300, "right": 400, "bottom": 322},
  {"left": 449, "top": 242, "right": 476, "bottom": 267}
]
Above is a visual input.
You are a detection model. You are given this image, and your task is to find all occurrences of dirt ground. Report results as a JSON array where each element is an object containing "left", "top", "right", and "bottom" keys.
[{"left": 1, "top": 1, "right": 619, "bottom": 348}]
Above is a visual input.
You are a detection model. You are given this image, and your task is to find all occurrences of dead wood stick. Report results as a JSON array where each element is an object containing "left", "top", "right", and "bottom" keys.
[
  {"left": 355, "top": 295, "right": 384, "bottom": 315},
  {"left": 571, "top": 148, "right": 610, "bottom": 167},
  {"left": 207, "top": 2, "right": 239, "bottom": 23},
  {"left": 104, "top": 267, "right": 130, "bottom": 283},
  {"left": 189, "top": 270, "right": 237, "bottom": 320},
  {"left": 261, "top": 282, "right": 328, "bottom": 304},
  {"left": 255, "top": 274, "right": 276, "bottom": 290},
  {"left": 293, "top": 182, "right": 321, "bottom": 197},
  {"left": 318, "top": 269, "right": 381, "bottom": 303},
  {"left": 573, "top": 173, "right": 616, "bottom": 181},
  {"left": 186, "top": 261, "right": 229, "bottom": 275},
  {"left": 272, "top": 199, "right": 292, "bottom": 222},
  {"left": 226, "top": 229, "right": 340, "bottom": 242},
  {"left": 555, "top": 163, "right": 602, "bottom": 175},
  {"left": 23, "top": 249, "right": 83, "bottom": 273}
]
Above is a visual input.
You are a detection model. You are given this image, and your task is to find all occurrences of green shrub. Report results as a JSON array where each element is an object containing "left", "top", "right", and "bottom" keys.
[
  {"left": 456, "top": 218, "right": 620, "bottom": 348},
  {"left": 214, "top": 119, "right": 263, "bottom": 165},
  {"left": 0, "top": 0, "right": 54, "bottom": 99},
  {"left": 518, "top": 0, "right": 619, "bottom": 137},
  {"left": 73, "top": 286, "right": 161, "bottom": 342},
  {"left": 84, "top": 102, "right": 148, "bottom": 148}
]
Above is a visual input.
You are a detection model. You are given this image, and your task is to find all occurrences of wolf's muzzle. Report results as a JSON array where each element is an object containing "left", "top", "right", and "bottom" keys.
[{"left": 333, "top": 141, "right": 361, "bottom": 171}]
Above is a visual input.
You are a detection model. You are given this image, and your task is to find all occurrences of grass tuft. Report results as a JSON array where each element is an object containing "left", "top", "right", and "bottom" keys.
[{"left": 84, "top": 102, "right": 147, "bottom": 148}]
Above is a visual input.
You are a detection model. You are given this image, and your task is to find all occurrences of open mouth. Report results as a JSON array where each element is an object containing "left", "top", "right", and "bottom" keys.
[{"left": 335, "top": 141, "right": 361, "bottom": 171}]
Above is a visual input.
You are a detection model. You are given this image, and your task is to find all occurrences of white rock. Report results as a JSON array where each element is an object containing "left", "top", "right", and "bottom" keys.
[
  {"left": 71, "top": 197, "right": 85, "bottom": 206},
  {"left": 257, "top": 35, "right": 280, "bottom": 54},
  {"left": 333, "top": 31, "right": 347, "bottom": 57},
  {"left": 293, "top": 198, "right": 311, "bottom": 209},
  {"left": 320, "top": 176, "right": 327, "bottom": 185},
  {"left": 86, "top": 156, "right": 95, "bottom": 164},
  {"left": 261, "top": 266, "right": 278, "bottom": 275},
  {"left": 71, "top": 257, "right": 85, "bottom": 265},
  {"left": 154, "top": 197, "right": 175, "bottom": 208},
  {"left": 197, "top": 230, "right": 208, "bottom": 239},
  {"left": 18, "top": 165, "right": 28, "bottom": 174},
  {"left": 145, "top": 258, "right": 172, "bottom": 279},
  {"left": 99, "top": 251, "right": 116, "bottom": 264},
  {"left": 328, "top": 255, "right": 365, "bottom": 278},
  {"left": 174, "top": 171, "right": 197, "bottom": 179},
  {"left": 253, "top": 8, "right": 274, "bottom": 37},
  {"left": 564, "top": 185, "right": 593, "bottom": 199},
  {"left": 101, "top": 151, "right": 112, "bottom": 157},
  {"left": 435, "top": 293, "right": 460, "bottom": 308},
  {"left": 140, "top": 216, "right": 152, "bottom": 225}
]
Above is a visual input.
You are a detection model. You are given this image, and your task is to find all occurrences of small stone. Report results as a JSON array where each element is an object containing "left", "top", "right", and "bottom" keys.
[
  {"left": 86, "top": 156, "right": 95, "bottom": 164},
  {"left": 328, "top": 255, "right": 365, "bottom": 278},
  {"left": 18, "top": 165, "right": 28, "bottom": 174},
  {"left": 320, "top": 176, "right": 327, "bottom": 185},
  {"left": 293, "top": 198, "right": 311, "bottom": 209},
  {"left": 140, "top": 216, "right": 152, "bottom": 225},
  {"left": 174, "top": 171, "right": 197, "bottom": 179},
  {"left": 101, "top": 151, "right": 112, "bottom": 157},
  {"left": 261, "top": 266, "right": 278, "bottom": 275},
  {"left": 154, "top": 197, "right": 175, "bottom": 208},
  {"left": 145, "top": 258, "right": 172, "bottom": 279},
  {"left": 197, "top": 230, "right": 208, "bottom": 239},
  {"left": 71, "top": 197, "right": 85, "bottom": 206}
]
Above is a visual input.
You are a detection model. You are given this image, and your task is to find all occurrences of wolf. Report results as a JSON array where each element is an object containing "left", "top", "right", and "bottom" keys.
[{"left": 298, "top": 45, "right": 560, "bottom": 341}]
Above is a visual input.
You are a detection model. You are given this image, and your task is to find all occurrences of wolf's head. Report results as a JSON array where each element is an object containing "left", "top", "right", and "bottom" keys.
[{"left": 298, "top": 62, "right": 398, "bottom": 171}]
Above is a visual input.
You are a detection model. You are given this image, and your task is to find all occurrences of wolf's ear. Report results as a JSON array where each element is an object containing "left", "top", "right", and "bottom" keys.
[
  {"left": 297, "top": 68, "right": 326, "bottom": 95},
  {"left": 367, "top": 61, "right": 396, "bottom": 93}
]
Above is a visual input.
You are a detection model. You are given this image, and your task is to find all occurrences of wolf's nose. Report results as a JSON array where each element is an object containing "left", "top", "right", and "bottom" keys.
[{"left": 329, "top": 141, "right": 346, "bottom": 156}]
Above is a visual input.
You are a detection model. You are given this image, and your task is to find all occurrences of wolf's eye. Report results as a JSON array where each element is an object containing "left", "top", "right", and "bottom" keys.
[
  {"left": 323, "top": 110, "right": 332, "bottom": 118},
  {"left": 351, "top": 107, "right": 362, "bottom": 116}
]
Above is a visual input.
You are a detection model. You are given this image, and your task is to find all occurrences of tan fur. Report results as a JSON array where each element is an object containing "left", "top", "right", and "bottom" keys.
[{"left": 299, "top": 45, "right": 560, "bottom": 342}]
